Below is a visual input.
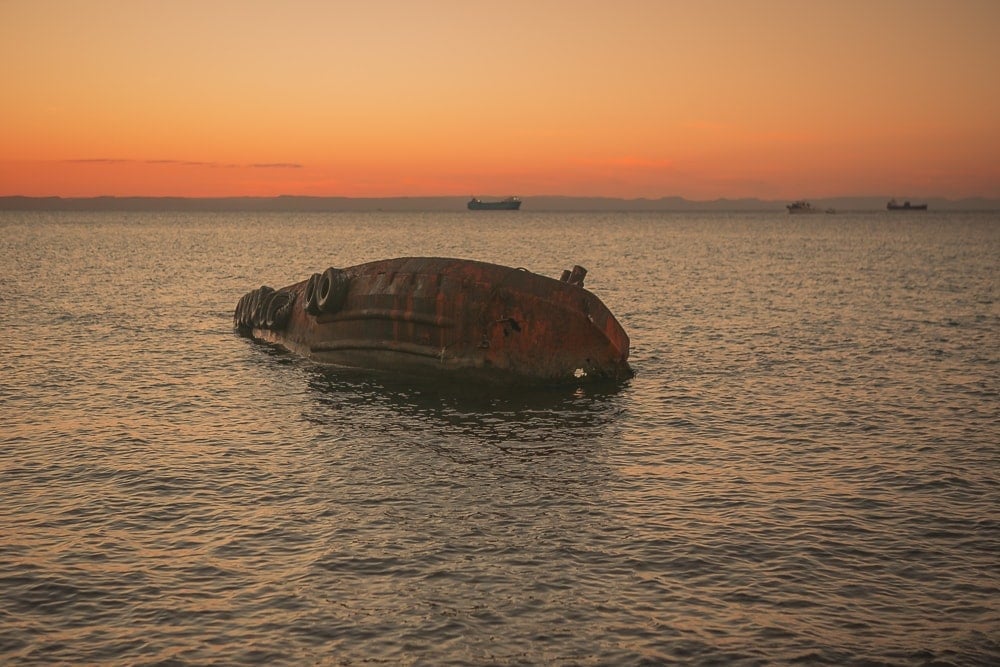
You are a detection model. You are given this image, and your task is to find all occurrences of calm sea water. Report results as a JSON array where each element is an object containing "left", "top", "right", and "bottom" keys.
[{"left": 1, "top": 210, "right": 997, "bottom": 666}]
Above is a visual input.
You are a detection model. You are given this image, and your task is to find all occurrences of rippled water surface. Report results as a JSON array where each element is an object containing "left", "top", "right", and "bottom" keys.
[{"left": 1, "top": 210, "right": 998, "bottom": 665}]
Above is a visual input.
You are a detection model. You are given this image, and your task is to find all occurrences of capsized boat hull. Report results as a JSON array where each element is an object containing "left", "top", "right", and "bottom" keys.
[{"left": 234, "top": 257, "right": 632, "bottom": 385}]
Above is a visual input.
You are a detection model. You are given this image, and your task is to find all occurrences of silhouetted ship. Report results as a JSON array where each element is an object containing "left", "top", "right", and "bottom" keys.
[
  {"left": 887, "top": 199, "right": 927, "bottom": 211},
  {"left": 787, "top": 200, "right": 835, "bottom": 214},
  {"left": 468, "top": 196, "right": 521, "bottom": 210}
]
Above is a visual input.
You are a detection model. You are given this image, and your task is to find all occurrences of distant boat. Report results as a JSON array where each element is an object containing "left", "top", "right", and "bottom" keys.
[
  {"left": 787, "top": 200, "right": 835, "bottom": 214},
  {"left": 887, "top": 198, "right": 927, "bottom": 211},
  {"left": 468, "top": 196, "right": 521, "bottom": 211}
]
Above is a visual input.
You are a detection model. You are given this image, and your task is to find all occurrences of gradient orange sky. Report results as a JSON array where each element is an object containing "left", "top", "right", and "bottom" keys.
[{"left": 2, "top": 0, "right": 998, "bottom": 200}]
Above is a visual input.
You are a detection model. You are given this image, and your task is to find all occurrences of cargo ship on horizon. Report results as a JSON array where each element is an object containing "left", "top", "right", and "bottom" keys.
[{"left": 468, "top": 196, "right": 521, "bottom": 210}]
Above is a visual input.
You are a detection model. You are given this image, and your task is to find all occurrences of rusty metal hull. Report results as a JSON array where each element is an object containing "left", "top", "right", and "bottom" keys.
[{"left": 235, "top": 257, "right": 632, "bottom": 385}]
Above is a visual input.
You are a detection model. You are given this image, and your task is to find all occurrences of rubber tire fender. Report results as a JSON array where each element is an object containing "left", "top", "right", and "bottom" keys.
[
  {"left": 239, "top": 291, "right": 255, "bottom": 328},
  {"left": 304, "top": 272, "right": 322, "bottom": 316},
  {"left": 317, "top": 267, "right": 350, "bottom": 314},
  {"left": 265, "top": 291, "right": 292, "bottom": 329},
  {"left": 235, "top": 293, "right": 249, "bottom": 327},
  {"left": 255, "top": 289, "right": 277, "bottom": 329},
  {"left": 252, "top": 286, "right": 275, "bottom": 328}
]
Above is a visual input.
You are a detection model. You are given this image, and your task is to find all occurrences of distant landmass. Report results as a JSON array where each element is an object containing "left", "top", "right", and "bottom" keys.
[{"left": 1, "top": 195, "right": 997, "bottom": 212}]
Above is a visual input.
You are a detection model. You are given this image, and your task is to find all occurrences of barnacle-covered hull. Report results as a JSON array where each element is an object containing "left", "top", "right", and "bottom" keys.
[{"left": 234, "top": 257, "right": 632, "bottom": 385}]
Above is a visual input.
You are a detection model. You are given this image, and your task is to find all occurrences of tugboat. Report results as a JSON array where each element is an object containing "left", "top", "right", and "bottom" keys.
[
  {"left": 234, "top": 257, "right": 632, "bottom": 386},
  {"left": 468, "top": 196, "right": 521, "bottom": 210},
  {"left": 887, "top": 198, "right": 927, "bottom": 211}
]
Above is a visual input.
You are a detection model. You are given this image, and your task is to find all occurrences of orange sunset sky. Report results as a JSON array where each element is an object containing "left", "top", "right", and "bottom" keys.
[{"left": 2, "top": 0, "right": 998, "bottom": 200}]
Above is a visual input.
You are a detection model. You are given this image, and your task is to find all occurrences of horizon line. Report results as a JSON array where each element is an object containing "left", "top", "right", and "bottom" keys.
[
  {"left": 3, "top": 193, "right": 992, "bottom": 202},
  {"left": 4, "top": 193, "right": 998, "bottom": 213}
]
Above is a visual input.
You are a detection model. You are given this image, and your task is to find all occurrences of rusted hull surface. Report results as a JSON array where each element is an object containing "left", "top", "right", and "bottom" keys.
[{"left": 235, "top": 257, "right": 632, "bottom": 385}]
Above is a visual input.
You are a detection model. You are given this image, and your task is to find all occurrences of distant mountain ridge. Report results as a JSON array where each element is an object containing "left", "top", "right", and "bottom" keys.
[{"left": 1, "top": 195, "right": 997, "bottom": 212}]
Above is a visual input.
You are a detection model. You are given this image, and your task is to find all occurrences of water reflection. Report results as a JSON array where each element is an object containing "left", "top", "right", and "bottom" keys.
[{"left": 307, "top": 366, "right": 623, "bottom": 443}]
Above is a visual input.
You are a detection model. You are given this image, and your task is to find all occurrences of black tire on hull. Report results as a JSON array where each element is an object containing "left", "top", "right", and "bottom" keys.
[
  {"left": 304, "top": 273, "right": 322, "bottom": 316},
  {"left": 265, "top": 291, "right": 293, "bottom": 329},
  {"left": 234, "top": 293, "right": 248, "bottom": 327},
  {"left": 254, "top": 289, "right": 277, "bottom": 329},
  {"left": 249, "top": 286, "right": 274, "bottom": 328},
  {"left": 317, "top": 267, "right": 350, "bottom": 314},
  {"left": 238, "top": 291, "right": 254, "bottom": 328}
]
